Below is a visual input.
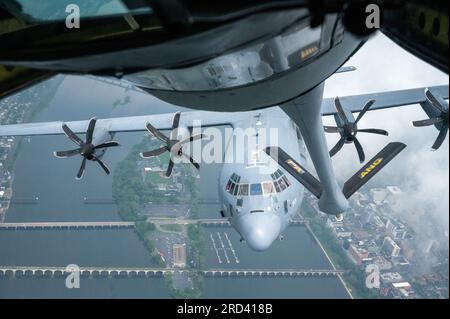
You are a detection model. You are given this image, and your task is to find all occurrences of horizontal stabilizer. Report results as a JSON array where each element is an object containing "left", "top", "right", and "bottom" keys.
[
  {"left": 342, "top": 142, "right": 407, "bottom": 198},
  {"left": 264, "top": 147, "right": 322, "bottom": 198}
]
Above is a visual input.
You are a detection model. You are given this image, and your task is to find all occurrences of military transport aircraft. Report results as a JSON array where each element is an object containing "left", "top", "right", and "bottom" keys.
[
  {"left": 0, "top": 1, "right": 448, "bottom": 250},
  {"left": 0, "top": 83, "right": 447, "bottom": 250}
]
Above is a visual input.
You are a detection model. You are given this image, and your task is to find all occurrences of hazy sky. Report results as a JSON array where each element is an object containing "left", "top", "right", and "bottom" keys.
[{"left": 323, "top": 33, "right": 449, "bottom": 239}]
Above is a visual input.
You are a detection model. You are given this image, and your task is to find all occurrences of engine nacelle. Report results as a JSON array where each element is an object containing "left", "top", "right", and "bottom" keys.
[
  {"left": 91, "top": 126, "right": 114, "bottom": 159},
  {"left": 171, "top": 125, "right": 190, "bottom": 142}
]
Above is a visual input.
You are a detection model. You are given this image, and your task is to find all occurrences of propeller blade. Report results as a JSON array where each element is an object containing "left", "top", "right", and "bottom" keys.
[
  {"left": 357, "top": 128, "right": 389, "bottom": 136},
  {"left": 180, "top": 134, "right": 208, "bottom": 145},
  {"left": 170, "top": 112, "right": 181, "bottom": 140},
  {"left": 412, "top": 117, "right": 443, "bottom": 127},
  {"left": 172, "top": 112, "right": 181, "bottom": 131},
  {"left": 166, "top": 160, "right": 174, "bottom": 177},
  {"left": 182, "top": 153, "right": 200, "bottom": 170},
  {"left": 76, "top": 158, "right": 87, "bottom": 180},
  {"left": 329, "top": 138, "right": 345, "bottom": 157},
  {"left": 170, "top": 112, "right": 182, "bottom": 140},
  {"left": 54, "top": 149, "right": 81, "bottom": 158},
  {"left": 141, "top": 147, "right": 168, "bottom": 158},
  {"left": 324, "top": 126, "right": 343, "bottom": 133},
  {"left": 425, "top": 88, "right": 445, "bottom": 113},
  {"left": 353, "top": 137, "right": 365, "bottom": 163},
  {"left": 432, "top": 123, "right": 449, "bottom": 150},
  {"left": 146, "top": 122, "right": 169, "bottom": 143},
  {"left": 355, "top": 100, "right": 375, "bottom": 124},
  {"left": 334, "top": 97, "right": 349, "bottom": 124},
  {"left": 86, "top": 118, "right": 97, "bottom": 144},
  {"left": 93, "top": 141, "right": 120, "bottom": 150},
  {"left": 62, "top": 124, "right": 84, "bottom": 146},
  {"left": 92, "top": 155, "right": 110, "bottom": 175}
]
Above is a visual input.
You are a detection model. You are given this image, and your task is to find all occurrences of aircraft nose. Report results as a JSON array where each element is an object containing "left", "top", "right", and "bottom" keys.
[{"left": 240, "top": 213, "right": 281, "bottom": 251}]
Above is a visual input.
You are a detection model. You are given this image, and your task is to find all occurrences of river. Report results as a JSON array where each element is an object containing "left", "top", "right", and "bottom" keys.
[{"left": 0, "top": 75, "right": 349, "bottom": 298}]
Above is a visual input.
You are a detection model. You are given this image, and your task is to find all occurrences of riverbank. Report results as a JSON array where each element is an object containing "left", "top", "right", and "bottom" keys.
[
  {"left": 112, "top": 137, "right": 205, "bottom": 298},
  {"left": 304, "top": 222, "right": 354, "bottom": 299},
  {"left": 301, "top": 199, "right": 380, "bottom": 299},
  {"left": 0, "top": 75, "right": 65, "bottom": 223}
]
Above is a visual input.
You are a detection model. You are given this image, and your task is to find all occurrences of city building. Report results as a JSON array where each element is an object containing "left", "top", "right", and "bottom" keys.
[
  {"left": 349, "top": 244, "right": 369, "bottom": 266},
  {"left": 386, "top": 219, "right": 407, "bottom": 240},
  {"left": 173, "top": 243, "right": 187, "bottom": 268},
  {"left": 390, "top": 282, "right": 414, "bottom": 299},
  {"left": 380, "top": 272, "right": 404, "bottom": 284},
  {"left": 382, "top": 236, "right": 401, "bottom": 257},
  {"left": 391, "top": 256, "right": 410, "bottom": 268}
]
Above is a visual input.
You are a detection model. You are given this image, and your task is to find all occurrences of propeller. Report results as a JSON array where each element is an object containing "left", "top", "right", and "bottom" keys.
[
  {"left": 412, "top": 89, "right": 449, "bottom": 150},
  {"left": 325, "top": 97, "right": 388, "bottom": 163},
  {"left": 141, "top": 112, "right": 207, "bottom": 177},
  {"left": 54, "top": 118, "right": 120, "bottom": 179}
]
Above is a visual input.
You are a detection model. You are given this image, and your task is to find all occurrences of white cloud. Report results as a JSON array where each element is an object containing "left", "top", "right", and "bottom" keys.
[{"left": 323, "top": 33, "right": 449, "bottom": 237}]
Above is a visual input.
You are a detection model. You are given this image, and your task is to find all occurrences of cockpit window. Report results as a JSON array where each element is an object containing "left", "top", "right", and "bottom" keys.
[
  {"left": 238, "top": 184, "right": 249, "bottom": 196},
  {"left": 250, "top": 183, "right": 263, "bottom": 196},
  {"left": 274, "top": 180, "right": 281, "bottom": 193},
  {"left": 279, "top": 178, "right": 287, "bottom": 191},
  {"left": 233, "top": 184, "right": 240, "bottom": 196},
  {"left": 282, "top": 175, "right": 291, "bottom": 187},
  {"left": 271, "top": 169, "right": 283, "bottom": 180},
  {"left": 229, "top": 183, "right": 236, "bottom": 195},
  {"left": 225, "top": 179, "right": 233, "bottom": 192},
  {"left": 271, "top": 169, "right": 291, "bottom": 193},
  {"left": 262, "top": 181, "right": 276, "bottom": 196},
  {"left": 230, "top": 173, "right": 241, "bottom": 183},
  {"left": 226, "top": 171, "right": 290, "bottom": 197},
  {"left": 226, "top": 173, "right": 242, "bottom": 195}
]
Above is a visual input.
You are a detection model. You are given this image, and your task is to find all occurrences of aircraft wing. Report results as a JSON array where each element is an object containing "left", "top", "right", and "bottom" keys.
[
  {"left": 0, "top": 110, "right": 243, "bottom": 137},
  {"left": 321, "top": 85, "right": 449, "bottom": 116}
]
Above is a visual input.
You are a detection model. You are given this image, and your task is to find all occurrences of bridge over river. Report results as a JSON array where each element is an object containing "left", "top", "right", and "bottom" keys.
[
  {"left": 0, "top": 266, "right": 345, "bottom": 278},
  {"left": 0, "top": 218, "right": 305, "bottom": 230}
]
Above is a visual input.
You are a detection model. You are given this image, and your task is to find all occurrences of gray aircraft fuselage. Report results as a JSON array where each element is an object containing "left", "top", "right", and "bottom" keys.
[{"left": 218, "top": 108, "right": 306, "bottom": 251}]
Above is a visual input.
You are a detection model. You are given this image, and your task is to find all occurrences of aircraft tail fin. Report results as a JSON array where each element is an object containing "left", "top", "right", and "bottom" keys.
[
  {"left": 265, "top": 147, "right": 322, "bottom": 198},
  {"left": 265, "top": 142, "right": 406, "bottom": 201},
  {"left": 342, "top": 142, "right": 407, "bottom": 198}
]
